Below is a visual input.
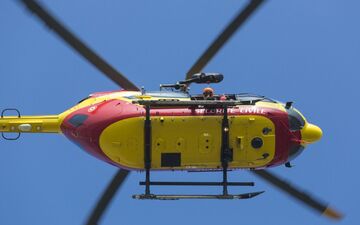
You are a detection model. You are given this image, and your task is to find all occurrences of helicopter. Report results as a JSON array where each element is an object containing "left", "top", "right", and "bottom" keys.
[{"left": 0, "top": 0, "right": 344, "bottom": 224}]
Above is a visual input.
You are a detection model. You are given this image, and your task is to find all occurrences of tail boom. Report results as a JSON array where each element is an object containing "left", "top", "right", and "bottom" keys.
[{"left": 0, "top": 115, "right": 61, "bottom": 134}]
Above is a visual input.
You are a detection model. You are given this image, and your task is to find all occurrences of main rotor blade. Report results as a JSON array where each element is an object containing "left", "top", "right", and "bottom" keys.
[
  {"left": 251, "top": 170, "right": 343, "bottom": 220},
  {"left": 19, "top": 0, "right": 139, "bottom": 91},
  {"left": 85, "top": 169, "right": 130, "bottom": 225},
  {"left": 185, "top": 0, "right": 265, "bottom": 80}
]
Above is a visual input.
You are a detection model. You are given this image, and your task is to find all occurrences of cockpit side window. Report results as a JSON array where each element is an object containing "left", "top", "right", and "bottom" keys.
[
  {"left": 287, "top": 107, "right": 305, "bottom": 131},
  {"left": 235, "top": 93, "right": 277, "bottom": 103},
  {"left": 288, "top": 144, "right": 305, "bottom": 161},
  {"left": 144, "top": 91, "right": 190, "bottom": 98}
]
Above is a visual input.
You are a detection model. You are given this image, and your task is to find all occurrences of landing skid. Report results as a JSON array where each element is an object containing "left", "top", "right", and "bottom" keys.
[{"left": 133, "top": 192, "right": 264, "bottom": 200}]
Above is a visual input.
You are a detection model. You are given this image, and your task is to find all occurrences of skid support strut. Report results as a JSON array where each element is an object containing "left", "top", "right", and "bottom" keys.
[
  {"left": 221, "top": 105, "right": 233, "bottom": 196},
  {"left": 144, "top": 105, "right": 152, "bottom": 196}
]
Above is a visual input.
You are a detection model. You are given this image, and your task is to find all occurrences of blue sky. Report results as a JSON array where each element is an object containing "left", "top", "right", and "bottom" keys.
[{"left": 0, "top": 0, "right": 359, "bottom": 224}]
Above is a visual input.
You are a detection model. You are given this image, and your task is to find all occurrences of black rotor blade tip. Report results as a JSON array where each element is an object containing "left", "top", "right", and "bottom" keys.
[{"left": 251, "top": 170, "right": 343, "bottom": 220}]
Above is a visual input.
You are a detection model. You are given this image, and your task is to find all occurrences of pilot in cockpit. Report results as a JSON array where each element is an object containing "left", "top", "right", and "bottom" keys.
[{"left": 203, "top": 87, "right": 214, "bottom": 99}]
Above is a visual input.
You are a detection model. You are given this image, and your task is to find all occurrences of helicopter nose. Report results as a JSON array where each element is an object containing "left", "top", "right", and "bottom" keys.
[{"left": 301, "top": 123, "right": 322, "bottom": 144}]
